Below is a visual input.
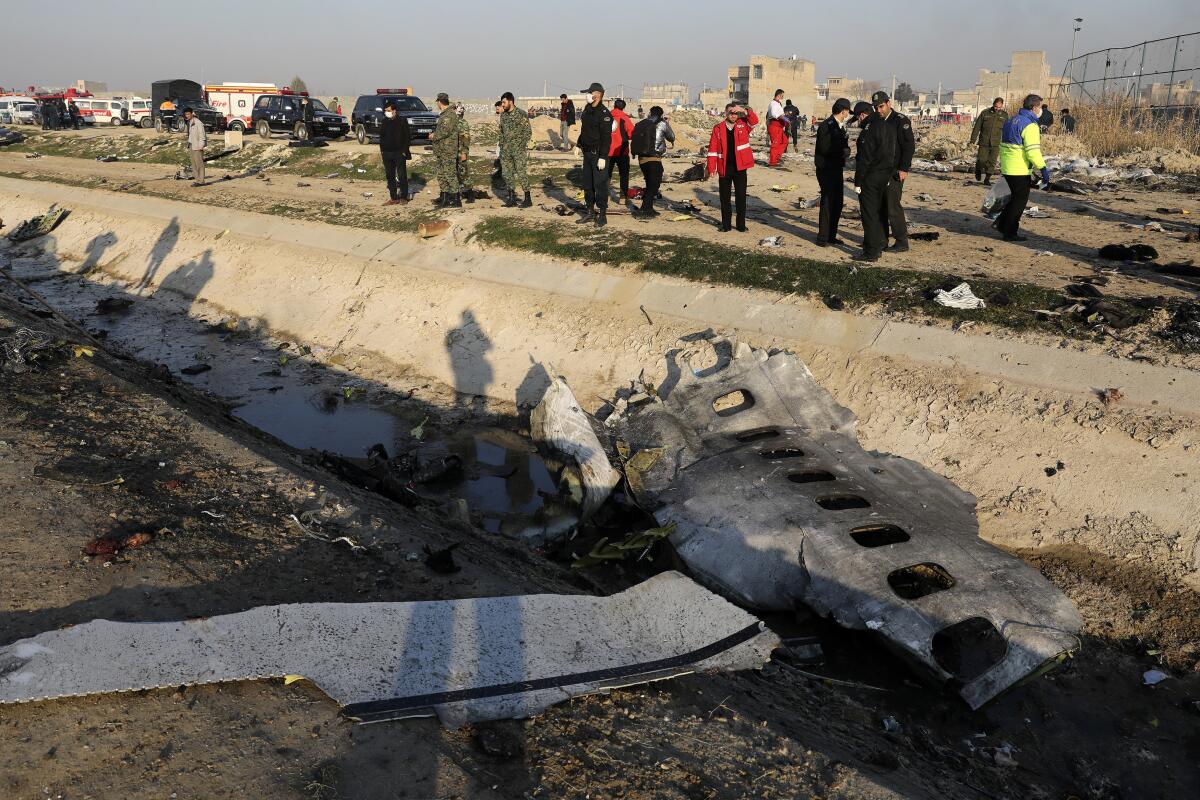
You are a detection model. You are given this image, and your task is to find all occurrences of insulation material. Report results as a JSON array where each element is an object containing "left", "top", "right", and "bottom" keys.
[
  {"left": 614, "top": 340, "right": 1082, "bottom": 709},
  {"left": 0, "top": 572, "right": 776, "bottom": 726}
]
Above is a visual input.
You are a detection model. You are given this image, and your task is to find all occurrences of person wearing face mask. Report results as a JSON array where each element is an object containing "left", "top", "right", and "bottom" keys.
[
  {"left": 996, "top": 94, "right": 1050, "bottom": 242},
  {"left": 706, "top": 102, "right": 759, "bottom": 232},
  {"left": 576, "top": 82, "right": 614, "bottom": 227},
  {"left": 607, "top": 98, "right": 635, "bottom": 206},
  {"left": 378, "top": 101, "right": 412, "bottom": 206},
  {"left": 813, "top": 98, "right": 853, "bottom": 247}
]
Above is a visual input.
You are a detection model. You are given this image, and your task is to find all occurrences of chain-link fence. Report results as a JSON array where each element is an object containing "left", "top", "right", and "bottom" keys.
[{"left": 1057, "top": 32, "right": 1200, "bottom": 108}]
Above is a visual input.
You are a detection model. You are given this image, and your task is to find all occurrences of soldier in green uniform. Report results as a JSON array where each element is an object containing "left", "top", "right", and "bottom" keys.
[
  {"left": 455, "top": 104, "right": 474, "bottom": 203},
  {"left": 498, "top": 91, "right": 533, "bottom": 208},
  {"left": 430, "top": 92, "right": 462, "bottom": 208},
  {"left": 969, "top": 97, "right": 1008, "bottom": 186}
]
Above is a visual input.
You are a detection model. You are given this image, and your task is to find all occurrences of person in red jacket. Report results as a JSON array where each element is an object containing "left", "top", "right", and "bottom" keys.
[
  {"left": 766, "top": 89, "right": 788, "bottom": 166},
  {"left": 607, "top": 98, "right": 636, "bottom": 205},
  {"left": 706, "top": 102, "right": 758, "bottom": 232}
]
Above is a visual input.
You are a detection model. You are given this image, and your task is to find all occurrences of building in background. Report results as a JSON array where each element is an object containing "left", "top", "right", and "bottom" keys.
[
  {"left": 952, "top": 51, "right": 1054, "bottom": 108},
  {"left": 639, "top": 83, "right": 690, "bottom": 109},
  {"left": 75, "top": 80, "right": 108, "bottom": 94},
  {"left": 824, "top": 76, "right": 866, "bottom": 101},
  {"left": 701, "top": 57, "right": 816, "bottom": 118}
]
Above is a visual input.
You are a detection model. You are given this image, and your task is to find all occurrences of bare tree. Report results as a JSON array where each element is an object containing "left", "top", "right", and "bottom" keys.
[{"left": 288, "top": 75, "right": 308, "bottom": 94}]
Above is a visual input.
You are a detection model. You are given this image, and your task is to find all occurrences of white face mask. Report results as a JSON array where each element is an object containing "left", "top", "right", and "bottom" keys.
[{"left": 385, "top": 111, "right": 395, "bottom": 119}]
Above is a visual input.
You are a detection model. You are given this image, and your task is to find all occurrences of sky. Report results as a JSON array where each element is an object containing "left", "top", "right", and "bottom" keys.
[{"left": 0, "top": 0, "right": 1195, "bottom": 99}]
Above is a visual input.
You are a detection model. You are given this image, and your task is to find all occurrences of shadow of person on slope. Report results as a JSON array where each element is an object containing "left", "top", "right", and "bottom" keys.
[
  {"left": 445, "top": 309, "right": 493, "bottom": 417},
  {"left": 134, "top": 216, "right": 180, "bottom": 293}
]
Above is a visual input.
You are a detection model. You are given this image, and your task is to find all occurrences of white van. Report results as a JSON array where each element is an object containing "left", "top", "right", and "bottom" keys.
[
  {"left": 74, "top": 99, "right": 128, "bottom": 126},
  {"left": 126, "top": 98, "right": 153, "bottom": 127},
  {"left": 0, "top": 97, "right": 38, "bottom": 125}
]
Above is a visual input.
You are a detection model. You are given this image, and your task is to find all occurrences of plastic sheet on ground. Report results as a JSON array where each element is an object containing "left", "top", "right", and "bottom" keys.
[
  {"left": 934, "top": 282, "right": 986, "bottom": 309},
  {"left": 0, "top": 571, "right": 777, "bottom": 726},
  {"left": 612, "top": 340, "right": 1081, "bottom": 708}
]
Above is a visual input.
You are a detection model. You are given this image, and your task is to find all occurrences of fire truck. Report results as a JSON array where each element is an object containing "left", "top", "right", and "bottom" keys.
[{"left": 204, "top": 83, "right": 278, "bottom": 132}]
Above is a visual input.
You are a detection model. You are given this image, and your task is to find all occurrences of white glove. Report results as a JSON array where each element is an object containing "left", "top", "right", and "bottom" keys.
[
  {"left": 597, "top": 158, "right": 606, "bottom": 170},
  {"left": 854, "top": 186, "right": 862, "bottom": 194}
]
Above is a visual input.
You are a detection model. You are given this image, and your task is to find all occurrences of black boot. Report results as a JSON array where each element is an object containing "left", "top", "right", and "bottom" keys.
[
  {"left": 595, "top": 210, "right": 607, "bottom": 228},
  {"left": 463, "top": 188, "right": 475, "bottom": 203},
  {"left": 975, "top": 167, "right": 982, "bottom": 182},
  {"left": 519, "top": 190, "right": 533, "bottom": 208},
  {"left": 447, "top": 192, "right": 463, "bottom": 208},
  {"left": 502, "top": 189, "right": 517, "bottom": 207},
  {"left": 983, "top": 174, "right": 992, "bottom": 186},
  {"left": 433, "top": 192, "right": 446, "bottom": 207},
  {"left": 576, "top": 206, "right": 595, "bottom": 224}
]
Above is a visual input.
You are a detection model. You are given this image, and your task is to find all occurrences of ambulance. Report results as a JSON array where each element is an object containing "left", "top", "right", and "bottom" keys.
[{"left": 204, "top": 83, "right": 278, "bottom": 132}]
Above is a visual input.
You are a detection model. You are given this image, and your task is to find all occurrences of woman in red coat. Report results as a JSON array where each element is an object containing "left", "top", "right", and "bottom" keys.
[{"left": 706, "top": 103, "right": 758, "bottom": 231}]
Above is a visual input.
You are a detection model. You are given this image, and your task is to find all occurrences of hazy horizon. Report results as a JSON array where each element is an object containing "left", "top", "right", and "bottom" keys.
[{"left": 1, "top": 1, "right": 1195, "bottom": 100}]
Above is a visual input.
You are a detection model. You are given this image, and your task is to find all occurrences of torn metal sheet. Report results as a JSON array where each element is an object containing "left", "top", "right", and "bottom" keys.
[
  {"left": 0, "top": 571, "right": 776, "bottom": 726},
  {"left": 530, "top": 375, "right": 620, "bottom": 518},
  {"left": 614, "top": 340, "right": 1082, "bottom": 708}
]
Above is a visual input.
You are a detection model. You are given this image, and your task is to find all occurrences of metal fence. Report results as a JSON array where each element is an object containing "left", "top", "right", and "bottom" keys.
[{"left": 1057, "top": 32, "right": 1200, "bottom": 107}]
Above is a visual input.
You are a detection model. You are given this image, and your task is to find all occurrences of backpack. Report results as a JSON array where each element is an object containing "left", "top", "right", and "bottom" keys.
[{"left": 631, "top": 118, "right": 657, "bottom": 157}]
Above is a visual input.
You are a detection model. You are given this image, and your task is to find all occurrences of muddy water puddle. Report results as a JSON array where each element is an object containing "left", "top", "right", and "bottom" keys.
[{"left": 3, "top": 261, "right": 558, "bottom": 532}]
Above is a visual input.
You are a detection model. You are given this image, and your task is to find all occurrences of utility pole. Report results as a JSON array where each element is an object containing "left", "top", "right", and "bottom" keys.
[
  {"left": 936, "top": 81, "right": 942, "bottom": 107},
  {"left": 891, "top": 73, "right": 896, "bottom": 99},
  {"left": 1070, "top": 18, "right": 1083, "bottom": 61},
  {"left": 543, "top": 79, "right": 548, "bottom": 98}
]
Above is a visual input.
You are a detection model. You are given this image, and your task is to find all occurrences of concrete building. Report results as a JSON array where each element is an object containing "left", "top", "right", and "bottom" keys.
[
  {"left": 639, "top": 83, "right": 691, "bottom": 109},
  {"left": 75, "top": 79, "right": 108, "bottom": 94},
  {"left": 958, "top": 51, "right": 1054, "bottom": 108},
  {"left": 703, "top": 57, "right": 817, "bottom": 117},
  {"left": 824, "top": 76, "right": 866, "bottom": 101}
]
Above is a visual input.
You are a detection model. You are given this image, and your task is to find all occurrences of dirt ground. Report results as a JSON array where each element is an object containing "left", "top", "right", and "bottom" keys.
[
  {"left": 3, "top": 297, "right": 1200, "bottom": 800},
  {"left": 2, "top": 121, "right": 1200, "bottom": 799}
]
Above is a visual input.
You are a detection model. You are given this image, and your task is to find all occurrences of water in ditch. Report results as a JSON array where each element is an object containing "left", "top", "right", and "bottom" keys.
[{"left": 1, "top": 256, "right": 560, "bottom": 534}]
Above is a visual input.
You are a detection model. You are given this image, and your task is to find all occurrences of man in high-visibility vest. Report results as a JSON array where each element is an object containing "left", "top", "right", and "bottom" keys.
[{"left": 996, "top": 93, "right": 1050, "bottom": 243}]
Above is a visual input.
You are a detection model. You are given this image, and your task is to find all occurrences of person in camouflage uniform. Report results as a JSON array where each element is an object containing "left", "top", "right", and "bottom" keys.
[
  {"left": 430, "top": 93, "right": 463, "bottom": 207},
  {"left": 969, "top": 97, "right": 1008, "bottom": 186},
  {"left": 498, "top": 91, "right": 533, "bottom": 208},
  {"left": 455, "top": 103, "right": 474, "bottom": 203}
]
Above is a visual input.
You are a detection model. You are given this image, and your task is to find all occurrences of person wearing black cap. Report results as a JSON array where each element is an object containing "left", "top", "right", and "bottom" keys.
[
  {"left": 813, "top": 98, "right": 853, "bottom": 246},
  {"left": 869, "top": 90, "right": 915, "bottom": 253},
  {"left": 852, "top": 99, "right": 894, "bottom": 262},
  {"left": 575, "top": 82, "right": 613, "bottom": 227}
]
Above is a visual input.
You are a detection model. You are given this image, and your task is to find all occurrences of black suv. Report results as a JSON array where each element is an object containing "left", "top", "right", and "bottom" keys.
[
  {"left": 351, "top": 93, "right": 439, "bottom": 145},
  {"left": 251, "top": 93, "right": 349, "bottom": 140}
]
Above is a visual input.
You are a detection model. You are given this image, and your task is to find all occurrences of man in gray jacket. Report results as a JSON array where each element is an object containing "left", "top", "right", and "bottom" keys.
[{"left": 184, "top": 108, "right": 207, "bottom": 186}]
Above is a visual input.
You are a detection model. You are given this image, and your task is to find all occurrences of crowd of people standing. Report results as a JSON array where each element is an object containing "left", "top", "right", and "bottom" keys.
[{"left": 362, "top": 82, "right": 1056, "bottom": 259}]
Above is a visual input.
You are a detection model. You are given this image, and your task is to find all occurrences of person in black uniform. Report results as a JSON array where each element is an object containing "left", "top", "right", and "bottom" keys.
[
  {"left": 813, "top": 98, "right": 853, "bottom": 246},
  {"left": 378, "top": 101, "right": 412, "bottom": 206},
  {"left": 575, "top": 81, "right": 614, "bottom": 228},
  {"left": 868, "top": 91, "right": 915, "bottom": 253},
  {"left": 852, "top": 99, "right": 896, "bottom": 262}
]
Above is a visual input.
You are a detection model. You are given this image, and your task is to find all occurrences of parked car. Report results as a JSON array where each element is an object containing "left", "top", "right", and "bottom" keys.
[
  {"left": 251, "top": 91, "right": 348, "bottom": 140},
  {"left": 0, "top": 97, "right": 38, "bottom": 125},
  {"left": 350, "top": 91, "right": 438, "bottom": 145}
]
